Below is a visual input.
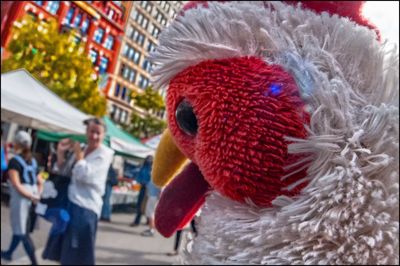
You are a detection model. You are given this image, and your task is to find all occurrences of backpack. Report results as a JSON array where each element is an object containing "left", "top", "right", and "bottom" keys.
[{"left": 12, "top": 155, "right": 38, "bottom": 184}]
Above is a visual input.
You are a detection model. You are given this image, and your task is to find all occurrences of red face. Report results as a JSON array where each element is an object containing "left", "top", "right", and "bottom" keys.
[{"left": 167, "top": 57, "right": 309, "bottom": 207}]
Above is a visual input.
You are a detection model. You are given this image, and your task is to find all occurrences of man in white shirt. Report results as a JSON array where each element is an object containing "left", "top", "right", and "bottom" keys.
[{"left": 42, "top": 117, "right": 114, "bottom": 265}]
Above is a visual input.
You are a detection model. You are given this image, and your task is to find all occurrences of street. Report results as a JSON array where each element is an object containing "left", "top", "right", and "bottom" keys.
[{"left": 1, "top": 201, "right": 179, "bottom": 265}]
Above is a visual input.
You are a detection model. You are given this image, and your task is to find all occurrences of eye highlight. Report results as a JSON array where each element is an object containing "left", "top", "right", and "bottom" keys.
[{"left": 175, "top": 99, "right": 198, "bottom": 136}]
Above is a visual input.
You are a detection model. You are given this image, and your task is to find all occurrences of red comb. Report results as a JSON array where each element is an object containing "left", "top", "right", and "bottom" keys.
[{"left": 180, "top": 1, "right": 380, "bottom": 40}]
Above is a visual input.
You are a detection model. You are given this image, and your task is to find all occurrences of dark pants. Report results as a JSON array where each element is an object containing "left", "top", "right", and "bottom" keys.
[
  {"left": 174, "top": 219, "right": 197, "bottom": 251},
  {"left": 42, "top": 200, "right": 98, "bottom": 265},
  {"left": 100, "top": 182, "right": 113, "bottom": 220},
  {"left": 133, "top": 185, "right": 146, "bottom": 225}
]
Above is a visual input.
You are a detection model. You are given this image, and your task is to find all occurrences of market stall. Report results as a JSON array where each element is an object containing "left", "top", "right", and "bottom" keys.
[{"left": 1, "top": 69, "right": 90, "bottom": 134}]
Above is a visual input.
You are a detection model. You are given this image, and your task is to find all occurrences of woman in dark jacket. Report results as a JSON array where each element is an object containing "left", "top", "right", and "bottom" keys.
[{"left": 1, "top": 131, "right": 43, "bottom": 265}]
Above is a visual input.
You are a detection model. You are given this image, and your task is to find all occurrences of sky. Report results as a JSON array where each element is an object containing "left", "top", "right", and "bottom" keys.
[{"left": 362, "top": 1, "right": 399, "bottom": 50}]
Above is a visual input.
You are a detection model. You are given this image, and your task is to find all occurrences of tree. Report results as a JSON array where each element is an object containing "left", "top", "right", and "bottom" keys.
[
  {"left": 125, "top": 86, "right": 167, "bottom": 139},
  {"left": 1, "top": 15, "right": 106, "bottom": 116}
]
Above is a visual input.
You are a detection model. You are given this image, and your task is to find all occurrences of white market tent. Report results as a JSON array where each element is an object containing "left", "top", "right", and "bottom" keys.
[{"left": 1, "top": 68, "right": 89, "bottom": 134}]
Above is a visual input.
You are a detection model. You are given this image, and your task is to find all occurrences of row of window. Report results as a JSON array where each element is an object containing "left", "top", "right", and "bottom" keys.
[
  {"left": 119, "top": 63, "right": 150, "bottom": 89},
  {"left": 93, "top": 28, "right": 115, "bottom": 50},
  {"left": 89, "top": 50, "right": 109, "bottom": 74},
  {"left": 110, "top": 104, "right": 129, "bottom": 124},
  {"left": 114, "top": 83, "right": 131, "bottom": 103},
  {"left": 65, "top": 7, "right": 115, "bottom": 50},
  {"left": 138, "top": 74, "right": 150, "bottom": 89},
  {"left": 142, "top": 59, "right": 152, "bottom": 73},
  {"left": 140, "top": 1, "right": 153, "bottom": 14},
  {"left": 122, "top": 44, "right": 141, "bottom": 64},
  {"left": 120, "top": 64, "right": 137, "bottom": 83},
  {"left": 126, "top": 26, "right": 145, "bottom": 46},
  {"left": 154, "top": 10, "right": 167, "bottom": 26},
  {"left": 34, "top": 1, "right": 59, "bottom": 15},
  {"left": 131, "top": 9, "right": 149, "bottom": 29},
  {"left": 65, "top": 8, "right": 90, "bottom": 34}
]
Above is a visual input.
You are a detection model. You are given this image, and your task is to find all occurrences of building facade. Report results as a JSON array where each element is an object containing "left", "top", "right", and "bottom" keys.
[
  {"left": 107, "top": 1, "right": 184, "bottom": 125},
  {"left": 1, "top": 1, "right": 132, "bottom": 101}
]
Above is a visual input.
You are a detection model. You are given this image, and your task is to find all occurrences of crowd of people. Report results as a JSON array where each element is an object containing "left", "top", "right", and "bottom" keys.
[{"left": 0, "top": 118, "right": 192, "bottom": 265}]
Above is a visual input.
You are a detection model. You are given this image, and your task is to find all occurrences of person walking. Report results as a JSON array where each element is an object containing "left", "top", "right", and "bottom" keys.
[
  {"left": 42, "top": 117, "right": 114, "bottom": 265},
  {"left": 1, "top": 130, "right": 43, "bottom": 265},
  {"left": 167, "top": 219, "right": 198, "bottom": 256},
  {"left": 140, "top": 179, "right": 161, "bottom": 237},
  {"left": 1, "top": 128, "right": 8, "bottom": 178},
  {"left": 100, "top": 165, "right": 118, "bottom": 222},
  {"left": 130, "top": 155, "right": 153, "bottom": 227}
]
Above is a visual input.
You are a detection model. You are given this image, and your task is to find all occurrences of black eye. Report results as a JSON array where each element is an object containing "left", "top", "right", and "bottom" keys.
[{"left": 175, "top": 99, "right": 198, "bottom": 136}]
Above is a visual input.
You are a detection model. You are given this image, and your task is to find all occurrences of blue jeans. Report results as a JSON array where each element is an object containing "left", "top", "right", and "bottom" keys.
[
  {"left": 133, "top": 185, "right": 146, "bottom": 225},
  {"left": 42, "top": 200, "right": 98, "bottom": 265},
  {"left": 100, "top": 182, "right": 113, "bottom": 220}
]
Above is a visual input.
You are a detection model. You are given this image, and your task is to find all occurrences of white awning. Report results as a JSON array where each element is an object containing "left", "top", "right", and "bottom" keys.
[{"left": 1, "top": 69, "right": 90, "bottom": 134}]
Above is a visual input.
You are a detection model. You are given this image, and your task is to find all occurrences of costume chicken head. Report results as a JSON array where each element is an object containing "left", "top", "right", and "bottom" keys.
[{"left": 150, "top": 1, "right": 399, "bottom": 264}]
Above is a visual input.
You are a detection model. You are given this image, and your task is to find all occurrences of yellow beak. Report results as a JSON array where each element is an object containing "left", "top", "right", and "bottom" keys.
[{"left": 151, "top": 128, "right": 188, "bottom": 187}]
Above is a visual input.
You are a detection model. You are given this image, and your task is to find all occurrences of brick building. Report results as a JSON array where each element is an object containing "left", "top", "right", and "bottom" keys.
[
  {"left": 1, "top": 1, "right": 132, "bottom": 99},
  {"left": 107, "top": 1, "right": 184, "bottom": 125}
]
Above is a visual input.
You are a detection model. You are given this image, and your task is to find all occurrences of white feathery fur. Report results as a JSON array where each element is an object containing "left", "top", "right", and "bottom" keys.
[{"left": 150, "top": 1, "right": 399, "bottom": 265}]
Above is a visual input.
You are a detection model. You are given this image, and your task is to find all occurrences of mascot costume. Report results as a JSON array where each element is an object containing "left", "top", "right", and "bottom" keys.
[{"left": 149, "top": 1, "right": 399, "bottom": 264}]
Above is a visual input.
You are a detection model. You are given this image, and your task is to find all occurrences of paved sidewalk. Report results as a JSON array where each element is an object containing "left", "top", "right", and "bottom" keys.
[{"left": 1, "top": 203, "right": 181, "bottom": 265}]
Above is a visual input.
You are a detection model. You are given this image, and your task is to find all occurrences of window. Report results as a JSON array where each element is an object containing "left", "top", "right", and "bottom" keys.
[
  {"left": 123, "top": 66, "right": 130, "bottom": 79},
  {"left": 141, "top": 17, "right": 148, "bottom": 29},
  {"left": 121, "top": 87, "right": 126, "bottom": 100},
  {"left": 46, "top": 1, "right": 60, "bottom": 15},
  {"left": 133, "top": 51, "right": 141, "bottom": 64},
  {"left": 142, "top": 59, "right": 152, "bottom": 72},
  {"left": 115, "top": 108, "right": 121, "bottom": 122},
  {"left": 65, "top": 8, "right": 74, "bottom": 24},
  {"left": 93, "top": 28, "right": 104, "bottom": 43},
  {"left": 104, "top": 35, "right": 114, "bottom": 50},
  {"left": 131, "top": 29, "right": 139, "bottom": 41},
  {"left": 152, "top": 26, "right": 160, "bottom": 38},
  {"left": 89, "top": 50, "right": 98, "bottom": 64},
  {"left": 130, "top": 9, "right": 137, "bottom": 20},
  {"left": 122, "top": 44, "right": 129, "bottom": 56},
  {"left": 121, "top": 110, "right": 127, "bottom": 124},
  {"left": 148, "top": 23, "right": 154, "bottom": 35},
  {"left": 129, "top": 69, "right": 136, "bottom": 82},
  {"left": 125, "top": 91, "right": 131, "bottom": 103},
  {"left": 120, "top": 64, "right": 126, "bottom": 77},
  {"left": 147, "top": 41, "right": 155, "bottom": 52},
  {"left": 138, "top": 74, "right": 149, "bottom": 89},
  {"left": 73, "top": 13, "right": 82, "bottom": 28},
  {"left": 108, "top": 9, "right": 115, "bottom": 20},
  {"left": 114, "top": 83, "right": 121, "bottom": 97},
  {"left": 137, "top": 33, "right": 145, "bottom": 46},
  {"left": 128, "top": 46, "right": 135, "bottom": 60},
  {"left": 34, "top": 1, "right": 43, "bottom": 6},
  {"left": 127, "top": 25, "right": 133, "bottom": 38},
  {"left": 81, "top": 18, "right": 90, "bottom": 34},
  {"left": 99, "top": 57, "right": 109, "bottom": 74}
]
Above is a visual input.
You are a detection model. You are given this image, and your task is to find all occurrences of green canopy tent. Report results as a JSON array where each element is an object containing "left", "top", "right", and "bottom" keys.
[{"left": 37, "top": 116, "right": 154, "bottom": 159}]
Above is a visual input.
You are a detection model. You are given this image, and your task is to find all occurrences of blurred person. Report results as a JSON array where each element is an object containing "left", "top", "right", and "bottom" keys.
[
  {"left": 100, "top": 165, "right": 118, "bottom": 222},
  {"left": 1, "top": 128, "right": 8, "bottom": 177},
  {"left": 1, "top": 130, "right": 43, "bottom": 265},
  {"left": 167, "top": 219, "right": 198, "bottom": 256},
  {"left": 140, "top": 179, "right": 161, "bottom": 237},
  {"left": 130, "top": 155, "right": 153, "bottom": 227},
  {"left": 42, "top": 117, "right": 114, "bottom": 265}
]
